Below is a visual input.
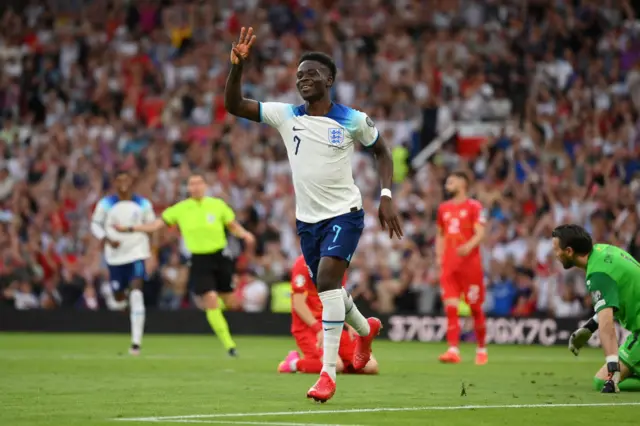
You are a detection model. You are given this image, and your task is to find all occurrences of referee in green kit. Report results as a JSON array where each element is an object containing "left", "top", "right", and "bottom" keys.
[{"left": 116, "top": 174, "right": 255, "bottom": 356}]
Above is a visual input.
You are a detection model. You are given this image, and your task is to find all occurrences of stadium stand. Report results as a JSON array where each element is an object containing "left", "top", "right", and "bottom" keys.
[{"left": 0, "top": 0, "right": 639, "bottom": 318}]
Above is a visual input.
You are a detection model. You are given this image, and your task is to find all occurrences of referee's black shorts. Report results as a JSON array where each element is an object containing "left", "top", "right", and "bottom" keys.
[{"left": 189, "top": 251, "right": 234, "bottom": 296}]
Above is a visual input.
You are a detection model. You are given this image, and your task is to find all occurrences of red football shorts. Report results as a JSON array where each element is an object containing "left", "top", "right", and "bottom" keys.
[
  {"left": 293, "top": 329, "right": 356, "bottom": 364},
  {"left": 440, "top": 258, "right": 484, "bottom": 306}
]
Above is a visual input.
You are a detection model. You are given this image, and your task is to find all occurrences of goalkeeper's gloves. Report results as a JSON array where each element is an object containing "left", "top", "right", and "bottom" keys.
[
  {"left": 569, "top": 328, "right": 593, "bottom": 356},
  {"left": 601, "top": 357, "right": 621, "bottom": 394},
  {"left": 569, "top": 317, "right": 598, "bottom": 356}
]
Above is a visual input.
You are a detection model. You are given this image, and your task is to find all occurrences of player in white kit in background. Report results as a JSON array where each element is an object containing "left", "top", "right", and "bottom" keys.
[
  {"left": 225, "top": 27, "right": 403, "bottom": 402},
  {"left": 91, "top": 170, "right": 155, "bottom": 355}
]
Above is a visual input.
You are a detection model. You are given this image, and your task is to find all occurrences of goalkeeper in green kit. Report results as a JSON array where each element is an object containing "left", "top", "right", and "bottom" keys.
[{"left": 552, "top": 224, "right": 640, "bottom": 393}]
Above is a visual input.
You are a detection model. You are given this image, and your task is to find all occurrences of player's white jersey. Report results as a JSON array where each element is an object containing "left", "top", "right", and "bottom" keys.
[
  {"left": 91, "top": 195, "right": 155, "bottom": 265},
  {"left": 260, "top": 102, "right": 379, "bottom": 223}
]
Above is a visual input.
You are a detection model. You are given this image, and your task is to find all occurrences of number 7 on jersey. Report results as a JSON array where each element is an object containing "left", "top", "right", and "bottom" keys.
[{"left": 294, "top": 135, "right": 301, "bottom": 155}]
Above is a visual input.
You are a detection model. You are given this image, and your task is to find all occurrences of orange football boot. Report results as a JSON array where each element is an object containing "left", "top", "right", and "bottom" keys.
[
  {"left": 439, "top": 349, "right": 462, "bottom": 364},
  {"left": 307, "top": 372, "right": 336, "bottom": 403},
  {"left": 475, "top": 351, "right": 488, "bottom": 366},
  {"left": 352, "top": 317, "right": 382, "bottom": 370}
]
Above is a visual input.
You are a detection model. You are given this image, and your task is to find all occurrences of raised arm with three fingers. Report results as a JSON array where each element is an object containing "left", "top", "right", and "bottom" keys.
[{"left": 224, "top": 27, "right": 260, "bottom": 122}]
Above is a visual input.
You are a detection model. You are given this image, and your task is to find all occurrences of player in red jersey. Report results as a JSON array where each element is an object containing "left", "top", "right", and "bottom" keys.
[
  {"left": 277, "top": 255, "right": 379, "bottom": 375},
  {"left": 436, "top": 171, "right": 487, "bottom": 365}
]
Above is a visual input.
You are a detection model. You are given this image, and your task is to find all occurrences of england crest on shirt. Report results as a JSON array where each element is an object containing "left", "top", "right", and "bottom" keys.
[{"left": 328, "top": 128, "right": 344, "bottom": 145}]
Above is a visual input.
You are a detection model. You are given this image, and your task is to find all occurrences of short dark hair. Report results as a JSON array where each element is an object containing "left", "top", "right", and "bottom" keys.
[
  {"left": 114, "top": 168, "right": 129, "bottom": 178},
  {"left": 298, "top": 52, "right": 337, "bottom": 80},
  {"left": 551, "top": 224, "right": 593, "bottom": 255},
  {"left": 450, "top": 170, "right": 470, "bottom": 185}
]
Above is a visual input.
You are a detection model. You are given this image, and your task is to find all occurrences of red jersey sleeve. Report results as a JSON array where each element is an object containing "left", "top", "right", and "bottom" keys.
[
  {"left": 291, "top": 257, "right": 312, "bottom": 295},
  {"left": 436, "top": 204, "right": 445, "bottom": 231},
  {"left": 470, "top": 200, "right": 486, "bottom": 227}
]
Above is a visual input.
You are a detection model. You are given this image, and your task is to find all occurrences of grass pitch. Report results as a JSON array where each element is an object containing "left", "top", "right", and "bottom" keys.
[{"left": 1, "top": 333, "right": 639, "bottom": 426}]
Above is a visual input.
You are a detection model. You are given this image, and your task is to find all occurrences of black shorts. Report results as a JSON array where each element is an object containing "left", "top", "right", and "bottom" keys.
[{"left": 189, "top": 252, "right": 235, "bottom": 296}]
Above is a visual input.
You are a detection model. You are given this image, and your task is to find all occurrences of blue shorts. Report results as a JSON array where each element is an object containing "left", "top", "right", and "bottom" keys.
[
  {"left": 108, "top": 260, "right": 147, "bottom": 293},
  {"left": 296, "top": 209, "right": 365, "bottom": 283}
]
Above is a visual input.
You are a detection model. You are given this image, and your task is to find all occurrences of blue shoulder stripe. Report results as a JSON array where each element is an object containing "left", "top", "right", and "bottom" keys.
[
  {"left": 324, "top": 103, "right": 355, "bottom": 127},
  {"left": 132, "top": 194, "right": 151, "bottom": 209},
  {"left": 97, "top": 194, "right": 119, "bottom": 210}
]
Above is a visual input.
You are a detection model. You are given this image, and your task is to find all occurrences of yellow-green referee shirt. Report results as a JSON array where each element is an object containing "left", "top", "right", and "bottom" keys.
[{"left": 161, "top": 197, "right": 235, "bottom": 254}]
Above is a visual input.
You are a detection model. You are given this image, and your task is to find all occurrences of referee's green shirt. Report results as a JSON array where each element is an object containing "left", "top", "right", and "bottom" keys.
[{"left": 162, "top": 197, "right": 235, "bottom": 254}]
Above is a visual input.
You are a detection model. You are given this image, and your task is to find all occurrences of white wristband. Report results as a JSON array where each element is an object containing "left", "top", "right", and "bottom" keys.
[
  {"left": 606, "top": 355, "right": 619, "bottom": 364},
  {"left": 381, "top": 188, "right": 392, "bottom": 198}
]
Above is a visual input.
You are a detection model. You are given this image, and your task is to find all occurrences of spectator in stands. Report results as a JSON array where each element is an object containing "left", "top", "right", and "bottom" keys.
[
  {"left": 11, "top": 282, "right": 39, "bottom": 310},
  {"left": 159, "top": 252, "right": 188, "bottom": 310},
  {"left": 0, "top": 0, "right": 638, "bottom": 320},
  {"left": 550, "top": 281, "right": 585, "bottom": 319},
  {"left": 234, "top": 268, "right": 269, "bottom": 313},
  {"left": 485, "top": 261, "right": 517, "bottom": 317},
  {"left": 58, "top": 256, "right": 87, "bottom": 308}
]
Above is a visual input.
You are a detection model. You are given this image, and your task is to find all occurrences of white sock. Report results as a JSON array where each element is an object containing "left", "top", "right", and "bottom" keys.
[
  {"left": 129, "top": 289, "right": 145, "bottom": 347},
  {"left": 101, "top": 282, "right": 127, "bottom": 311},
  {"left": 319, "top": 289, "right": 345, "bottom": 381},
  {"left": 341, "top": 288, "right": 370, "bottom": 336}
]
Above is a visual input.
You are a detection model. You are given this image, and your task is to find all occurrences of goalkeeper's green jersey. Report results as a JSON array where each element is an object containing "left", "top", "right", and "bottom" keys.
[{"left": 586, "top": 244, "right": 640, "bottom": 332}]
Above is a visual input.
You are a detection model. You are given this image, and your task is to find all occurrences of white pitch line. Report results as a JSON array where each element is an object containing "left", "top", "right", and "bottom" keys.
[
  {"left": 158, "top": 420, "right": 364, "bottom": 426},
  {"left": 114, "top": 402, "right": 640, "bottom": 422}
]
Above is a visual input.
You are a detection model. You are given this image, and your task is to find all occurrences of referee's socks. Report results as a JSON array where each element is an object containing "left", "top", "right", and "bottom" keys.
[{"left": 206, "top": 308, "right": 236, "bottom": 352}]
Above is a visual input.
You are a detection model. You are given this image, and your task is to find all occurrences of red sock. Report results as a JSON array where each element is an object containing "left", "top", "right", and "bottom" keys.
[
  {"left": 471, "top": 306, "right": 486, "bottom": 349},
  {"left": 296, "top": 358, "right": 322, "bottom": 374},
  {"left": 445, "top": 305, "right": 460, "bottom": 348}
]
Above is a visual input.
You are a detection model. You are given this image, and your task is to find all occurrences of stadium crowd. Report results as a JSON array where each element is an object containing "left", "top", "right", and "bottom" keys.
[{"left": 1, "top": 0, "right": 639, "bottom": 318}]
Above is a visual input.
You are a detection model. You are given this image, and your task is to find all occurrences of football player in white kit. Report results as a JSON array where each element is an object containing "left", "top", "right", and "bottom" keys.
[
  {"left": 225, "top": 27, "right": 403, "bottom": 402},
  {"left": 91, "top": 170, "right": 155, "bottom": 355}
]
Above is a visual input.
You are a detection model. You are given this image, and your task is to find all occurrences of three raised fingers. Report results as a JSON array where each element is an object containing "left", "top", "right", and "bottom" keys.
[
  {"left": 247, "top": 34, "right": 256, "bottom": 49},
  {"left": 238, "top": 27, "right": 255, "bottom": 46}
]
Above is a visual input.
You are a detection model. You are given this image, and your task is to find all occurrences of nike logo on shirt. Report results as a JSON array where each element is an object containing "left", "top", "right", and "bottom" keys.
[
  {"left": 292, "top": 126, "right": 305, "bottom": 131},
  {"left": 328, "top": 245, "right": 340, "bottom": 250},
  {"left": 324, "top": 328, "right": 336, "bottom": 331}
]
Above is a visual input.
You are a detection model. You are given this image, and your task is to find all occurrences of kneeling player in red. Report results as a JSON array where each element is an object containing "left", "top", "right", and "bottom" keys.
[
  {"left": 278, "top": 255, "right": 379, "bottom": 375},
  {"left": 278, "top": 330, "right": 379, "bottom": 375}
]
